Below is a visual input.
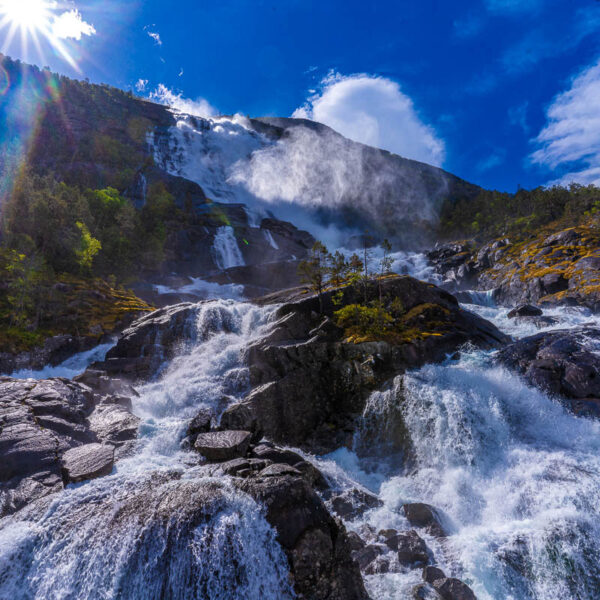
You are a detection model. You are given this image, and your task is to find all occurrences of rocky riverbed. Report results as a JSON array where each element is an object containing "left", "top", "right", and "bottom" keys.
[{"left": 2, "top": 272, "right": 600, "bottom": 599}]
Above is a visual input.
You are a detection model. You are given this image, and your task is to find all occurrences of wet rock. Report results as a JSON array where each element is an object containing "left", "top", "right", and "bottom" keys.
[
  {"left": 329, "top": 488, "right": 383, "bottom": 520},
  {"left": 346, "top": 531, "right": 366, "bottom": 552},
  {"left": 423, "top": 566, "right": 447, "bottom": 585},
  {"left": 248, "top": 276, "right": 508, "bottom": 453},
  {"left": 219, "top": 457, "right": 270, "bottom": 477},
  {"left": 435, "top": 578, "right": 477, "bottom": 600},
  {"left": 352, "top": 543, "right": 385, "bottom": 570},
  {"left": 194, "top": 430, "right": 252, "bottom": 461},
  {"left": 507, "top": 304, "right": 543, "bottom": 318},
  {"left": 422, "top": 567, "right": 477, "bottom": 600},
  {"left": 61, "top": 443, "right": 115, "bottom": 484},
  {"left": 403, "top": 503, "right": 447, "bottom": 537},
  {"left": 257, "top": 463, "right": 302, "bottom": 478},
  {"left": 497, "top": 327, "right": 600, "bottom": 416},
  {"left": 363, "top": 554, "right": 394, "bottom": 575},
  {"left": 238, "top": 473, "right": 369, "bottom": 600},
  {"left": 186, "top": 408, "right": 212, "bottom": 437},
  {"left": 0, "top": 377, "right": 138, "bottom": 516},
  {"left": 412, "top": 583, "right": 442, "bottom": 599},
  {"left": 388, "top": 530, "right": 429, "bottom": 566},
  {"left": 96, "top": 303, "right": 198, "bottom": 380}
]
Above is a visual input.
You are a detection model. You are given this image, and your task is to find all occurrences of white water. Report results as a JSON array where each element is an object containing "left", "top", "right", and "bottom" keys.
[
  {"left": 0, "top": 300, "right": 295, "bottom": 599},
  {"left": 154, "top": 277, "right": 245, "bottom": 301},
  {"left": 3, "top": 248, "right": 600, "bottom": 598},
  {"left": 9, "top": 340, "right": 115, "bottom": 380},
  {"left": 212, "top": 226, "right": 245, "bottom": 271}
]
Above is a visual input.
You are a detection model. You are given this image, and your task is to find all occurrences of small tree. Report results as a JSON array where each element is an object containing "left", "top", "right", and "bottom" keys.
[
  {"left": 298, "top": 241, "right": 330, "bottom": 313},
  {"left": 361, "top": 232, "right": 373, "bottom": 304},
  {"left": 75, "top": 222, "right": 102, "bottom": 273},
  {"left": 328, "top": 250, "right": 348, "bottom": 287},
  {"left": 378, "top": 238, "right": 393, "bottom": 303}
]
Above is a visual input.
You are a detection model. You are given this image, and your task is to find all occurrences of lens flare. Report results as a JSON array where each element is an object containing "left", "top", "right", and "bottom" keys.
[
  {"left": 0, "top": 0, "right": 93, "bottom": 72},
  {"left": 0, "top": 0, "right": 54, "bottom": 31}
]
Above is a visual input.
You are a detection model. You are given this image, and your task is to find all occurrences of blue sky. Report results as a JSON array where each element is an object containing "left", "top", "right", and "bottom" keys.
[{"left": 2, "top": 0, "right": 600, "bottom": 192}]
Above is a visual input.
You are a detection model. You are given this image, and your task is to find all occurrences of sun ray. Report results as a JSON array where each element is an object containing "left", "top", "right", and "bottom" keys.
[{"left": 0, "top": 0, "right": 85, "bottom": 70}]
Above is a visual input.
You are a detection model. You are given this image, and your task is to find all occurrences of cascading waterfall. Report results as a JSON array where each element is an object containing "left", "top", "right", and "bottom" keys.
[
  {"left": 212, "top": 226, "right": 245, "bottom": 271},
  {"left": 0, "top": 300, "right": 295, "bottom": 600},
  {"left": 315, "top": 341, "right": 600, "bottom": 600}
]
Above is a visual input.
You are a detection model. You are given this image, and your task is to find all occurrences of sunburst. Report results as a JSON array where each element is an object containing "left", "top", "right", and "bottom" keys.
[{"left": 0, "top": 0, "right": 82, "bottom": 70}]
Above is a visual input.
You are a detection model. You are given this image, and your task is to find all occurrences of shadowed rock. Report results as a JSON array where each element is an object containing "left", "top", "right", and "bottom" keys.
[{"left": 403, "top": 503, "right": 448, "bottom": 537}]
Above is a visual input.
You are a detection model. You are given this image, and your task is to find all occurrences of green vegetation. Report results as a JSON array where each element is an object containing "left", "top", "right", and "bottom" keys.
[
  {"left": 0, "top": 172, "right": 168, "bottom": 352},
  {"left": 439, "top": 183, "right": 600, "bottom": 241}
]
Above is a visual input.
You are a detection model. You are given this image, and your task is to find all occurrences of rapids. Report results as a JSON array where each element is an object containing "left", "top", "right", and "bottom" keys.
[{"left": 2, "top": 256, "right": 600, "bottom": 599}]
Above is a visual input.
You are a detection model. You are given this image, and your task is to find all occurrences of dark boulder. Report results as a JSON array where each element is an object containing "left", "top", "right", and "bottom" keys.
[
  {"left": 422, "top": 567, "right": 477, "bottom": 600},
  {"left": 194, "top": 430, "right": 252, "bottom": 462},
  {"left": 403, "top": 503, "right": 448, "bottom": 537},
  {"left": 507, "top": 304, "right": 543, "bottom": 318},
  {"left": 186, "top": 408, "right": 213, "bottom": 437},
  {"left": 328, "top": 488, "right": 383, "bottom": 520},
  {"left": 238, "top": 473, "right": 369, "bottom": 600},
  {"left": 388, "top": 530, "right": 429, "bottom": 566},
  {"left": 497, "top": 327, "right": 600, "bottom": 416}
]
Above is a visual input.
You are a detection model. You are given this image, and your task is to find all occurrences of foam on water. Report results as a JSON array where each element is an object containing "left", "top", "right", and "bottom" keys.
[
  {"left": 0, "top": 300, "right": 294, "bottom": 599},
  {"left": 313, "top": 348, "right": 600, "bottom": 599},
  {"left": 9, "top": 340, "right": 115, "bottom": 380}
]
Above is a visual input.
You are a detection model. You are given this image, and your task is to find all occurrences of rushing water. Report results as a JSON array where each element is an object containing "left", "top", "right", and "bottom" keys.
[
  {"left": 3, "top": 251, "right": 600, "bottom": 599},
  {"left": 0, "top": 300, "right": 295, "bottom": 600},
  {"left": 308, "top": 291, "right": 600, "bottom": 600}
]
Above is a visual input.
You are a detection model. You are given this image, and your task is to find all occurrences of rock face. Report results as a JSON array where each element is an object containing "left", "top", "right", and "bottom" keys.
[
  {"left": 403, "top": 503, "right": 448, "bottom": 538},
  {"left": 0, "top": 377, "right": 138, "bottom": 516},
  {"left": 61, "top": 443, "right": 115, "bottom": 483},
  {"left": 194, "top": 431, "right": 368, "bottom": 600},
  {"left": 223, "top": 276, "right": 508, "bottom": 453},
  {"left": 497, "top": 327, "right": 600, "bottom": 416},
  {"left": 238, "top": 473, "right": 369, "bottom": 600},
  {"left": 96, "top": 303, "right": 198, "bottom": 380},
  {"left": 428, "top": 226, "right": 600, "bottom": 310}
]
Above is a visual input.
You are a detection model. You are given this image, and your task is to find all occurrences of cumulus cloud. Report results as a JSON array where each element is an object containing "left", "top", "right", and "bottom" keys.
[
  {"left": 150, "top": 84, "right": 217, "bottom": 118},
  {"left": 530, "top": 58, "right": 600, "bottom": 185},
  {"left": 292, "top": 73, "right": 445, "bottom": 167},
  {"left": 51, "top": 9, "right": 95, "bottom": 40}
]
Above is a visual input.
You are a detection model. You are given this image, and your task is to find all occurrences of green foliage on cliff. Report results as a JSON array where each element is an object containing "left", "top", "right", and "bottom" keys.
[{"left": 439, "top": 183, "right": 600, "bottom": 241}]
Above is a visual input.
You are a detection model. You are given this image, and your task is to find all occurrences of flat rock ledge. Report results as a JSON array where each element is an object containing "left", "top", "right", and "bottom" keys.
[
  {"left": 61, "top": 443, "right": 115, "bottom": 484},
  {"left": 194, "top": 430, "right": 252, "bottom": 461}
]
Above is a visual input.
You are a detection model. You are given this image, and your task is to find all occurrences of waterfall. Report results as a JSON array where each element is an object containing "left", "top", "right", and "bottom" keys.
[
  {"left": 314, "top": 348, "right": 600, "bottom": 600},
  {"left": 212, "top": 226, "right": 245, "bottom": 271},
  {"left": 263, "top": 229, "right": 279, "bottom": 250},
  {"left": 0, "top": 300, "right": 295, "bottom": 600}
]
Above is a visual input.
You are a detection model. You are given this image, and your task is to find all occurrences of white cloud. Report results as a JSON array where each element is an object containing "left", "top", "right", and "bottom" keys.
[
  {"left": 147, "top": 31, "right": 162, "bottom": 46},
  {"left": 150, "top": 84, "right": 217, "bottom": 118},
  {"left": 530, "top": 58, "right": 600, "bottom": 186},
  {"left": 293, "top": 72, "right": 445, "bottom": 167},
  {"left": 135, "top": 79, "right": 148, "bottom": 92},
  {"left": 51, "top": 9, "right": 95, "bottom": 40}
]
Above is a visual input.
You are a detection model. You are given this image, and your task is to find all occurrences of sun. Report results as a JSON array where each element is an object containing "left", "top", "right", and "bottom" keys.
[
  {"left": 0, "top": 0, "right": 84, "bottom": 70},
  {"left": 0, "top": 0, "right": 55, "bottom": 34}
]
